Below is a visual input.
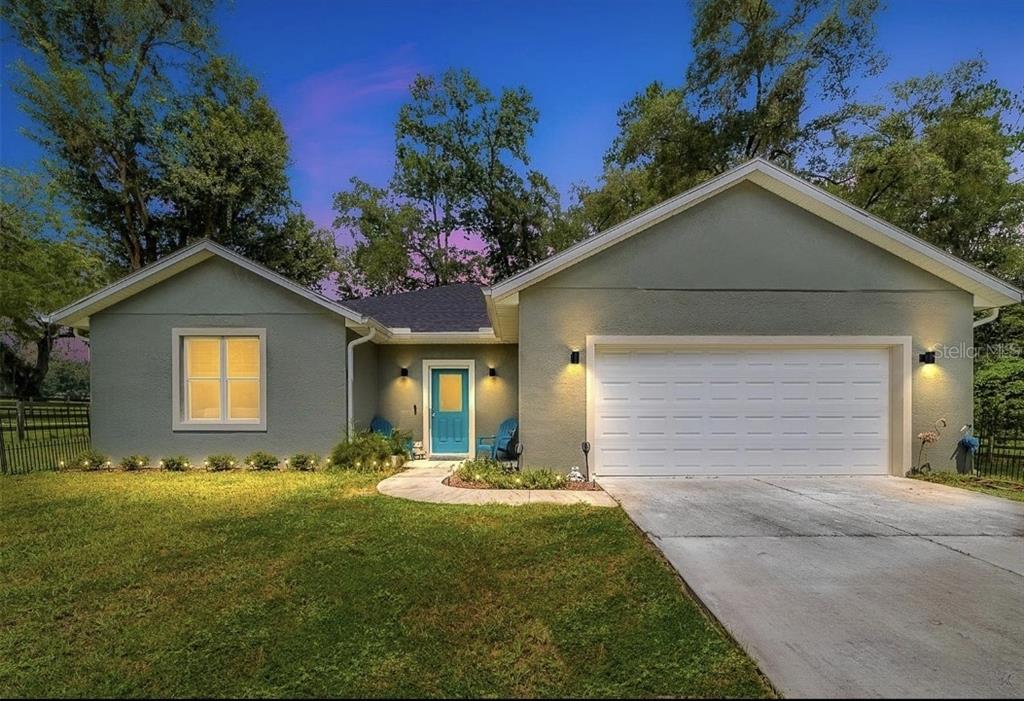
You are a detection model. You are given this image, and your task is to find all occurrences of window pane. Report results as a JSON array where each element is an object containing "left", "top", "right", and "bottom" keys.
[
  {"left": 438, "top": 373, "right": 463, "bottom": 412},
  {"left": 188, "top": 380, "right": 221, "bottom": 419},
  {"left": 186, "top": 338, "right": 221, "bottom": 378},
  {"left": 227, "top": 337, "right": 260, "bottom": 378},
  {"left": 228, "top": 380, "right": 259, "bottom": 419}
]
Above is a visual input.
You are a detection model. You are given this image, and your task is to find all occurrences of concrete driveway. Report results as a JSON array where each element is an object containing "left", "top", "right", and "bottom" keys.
[{"left": 600, "top": 476, "right": 1024, "bottom": 698}]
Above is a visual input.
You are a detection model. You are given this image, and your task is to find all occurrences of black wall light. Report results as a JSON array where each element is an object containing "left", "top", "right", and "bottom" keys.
[
  {"left": 400, "top": 367, "right": 409, "bottom": 376},
  {"left": 919, "top": 351, "right": 936, "bottom": 364},
  {"left": 488, "top": 367, "right": 497, "bottom": 377},
  {"left": 570, "top": 349, "right": 581, "bottom": 364}
]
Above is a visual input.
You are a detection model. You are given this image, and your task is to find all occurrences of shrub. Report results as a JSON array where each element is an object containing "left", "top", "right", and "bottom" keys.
[
  {"left": 455, "top": 458, "right": 567, "bottom": 490},
  {"left": 330, "top": 431, "right": 394, "bottom": 471},
  {"left": 72, "top": 449, "right": 109, "bottom": 471},
  {"left": 204, "top": 454, "right": 236, "bottom": 471},
  {"left": 160, "top": 455, "right": 190, "bottom": 471},
  {"left": 386, "top": 429, "right": 412, "bottom": 457},
  {"left": 288, "top": 453, "right": 320, "bottom": 471},
  {"left": 245, "top": 451, "right": 279, "bottom": 471},
  {"left": 119, "top": 455, "right": 149, "bottom": 471}
]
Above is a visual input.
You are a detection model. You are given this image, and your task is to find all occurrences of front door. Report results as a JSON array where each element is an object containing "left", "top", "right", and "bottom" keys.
[{"left": 430, "top": 368, "right": 470, "bottom": 454}]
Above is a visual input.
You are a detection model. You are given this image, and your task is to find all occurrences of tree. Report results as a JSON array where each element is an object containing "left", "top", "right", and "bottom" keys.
[
  {"left": 814, "top": 60, "right": 1024, "bottom": 277},
  {"left": 3, "top": 0, "right": 335, "bottom": 285},
  {"left": 3, "top": 0, "right": 216, "bottom": 270},
  {"left": 335, "top": 69, "right": 571, "bottom": 293},
  {"left": 575, "top": 0, "right": 883, "bottom": 231},
  {"left": 0, "top": 170, "right": 108, "bottom": 398}
]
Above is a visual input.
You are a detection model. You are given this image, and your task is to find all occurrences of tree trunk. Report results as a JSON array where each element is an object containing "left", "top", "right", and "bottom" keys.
[{"left": 0, "top": 330, "right": 55, "bottom": 399}]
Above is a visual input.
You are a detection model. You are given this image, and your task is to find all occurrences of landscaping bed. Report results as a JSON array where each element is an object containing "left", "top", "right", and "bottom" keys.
[
  {"left": 446, "top": 472, "right": 601, "bottom": 491},
  {"left": 449, "top": 457, "right": 601, "bottom": 490}
]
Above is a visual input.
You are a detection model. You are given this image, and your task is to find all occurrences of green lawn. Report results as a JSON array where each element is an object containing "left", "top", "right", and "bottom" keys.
[
  {"left": 0, "top": 470, "right": 770, "bottom": 698},
  {"left": 909, "top": 471, "right": 1024, "bottom": 502}
]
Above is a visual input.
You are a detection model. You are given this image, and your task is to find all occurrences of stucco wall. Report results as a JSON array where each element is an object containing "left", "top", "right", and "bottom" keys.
[
  {"left": 90, "top": 258, "right": 351, "bottom": 461},
  {"left": 372, "top": 344, "right": 518, "bottom": 448},
  {"left": 350, "top": 337, "right": 378, "bottom": 432},
  {"left": 518, "top": 182, "right": 974, "bottom": 472}
]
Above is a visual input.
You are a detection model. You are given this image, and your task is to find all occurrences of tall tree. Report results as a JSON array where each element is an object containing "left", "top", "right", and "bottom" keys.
[
  {"left": 3, "top": 0, "right": 216, "bottom": 270},
  {"left": 3, "top": 0, "right": 335, "bottom": 285},
  {"left": 335, "top": 69, "right": 569, "bottom": 293},
  {"left": 0, "top": 170, "right": 108, "bottom": 398},
  {"left": 575, "top": 0, "right": 883, "bottom": 231},
  {"left": 814, "top": 60, "right": 1024, "bottom": 278}
]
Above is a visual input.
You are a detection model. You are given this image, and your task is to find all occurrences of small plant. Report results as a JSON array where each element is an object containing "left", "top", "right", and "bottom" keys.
[
  {"left": 160, "top": 455, "right": 190, "bottom": 471},
  {"left": 204, "top": 454, "right": 236, "bottom": 472},
  {"left": 245, "top": 451, "right": 279, "bottom": 471},
  {"left": 330, "top": 431, "right": 394, "bottom": 471},
  {"left": 73, "top": 449, "right": 109, "bottom": 471},
  {"left": 288, "top": 453, "right": 320, "bottom": 471},
  {"left": 386, "top": 429, "right": 413, "bottom": 457},
  {"left": 119, "top": 455, "right": 149, "bottom": 471}
]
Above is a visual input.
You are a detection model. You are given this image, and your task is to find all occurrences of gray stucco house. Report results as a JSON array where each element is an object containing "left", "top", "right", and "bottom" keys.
[{"left": 50, "top": 160, "right": 1022, "bottom": 477}]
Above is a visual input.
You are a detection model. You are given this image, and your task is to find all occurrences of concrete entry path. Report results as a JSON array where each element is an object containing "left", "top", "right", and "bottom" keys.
[
  {"left": 378, "top": 461, "right": 617, "bottom": 507},
  {"left": 600, "top": 475, "right": 1024, "bottom": 698}
]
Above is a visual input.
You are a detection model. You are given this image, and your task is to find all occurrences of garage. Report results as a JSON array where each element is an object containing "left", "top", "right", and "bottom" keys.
[{"left": 590, "top": 340, "right": 894, "bottom": 477}]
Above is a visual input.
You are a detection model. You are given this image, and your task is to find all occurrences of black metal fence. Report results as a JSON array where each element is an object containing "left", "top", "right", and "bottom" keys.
[
  {"left": 973, "top": 414, "right": 1024, "bottom": 481},
  {"left": 0, "top": 400, "right": 91, "bottom": 475}
]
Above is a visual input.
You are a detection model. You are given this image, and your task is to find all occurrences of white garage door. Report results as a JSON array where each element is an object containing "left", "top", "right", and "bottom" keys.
[{"left": 593, "top": 346, "right": 890, "bottom": 476}]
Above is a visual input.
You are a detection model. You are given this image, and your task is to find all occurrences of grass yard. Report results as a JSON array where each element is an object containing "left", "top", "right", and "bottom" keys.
[
  {"left": 909, "top": 471, "right": 1024, "bottom": 502},
  {"left": 0, "top": 470, "right": 770, "bottom": 698}
]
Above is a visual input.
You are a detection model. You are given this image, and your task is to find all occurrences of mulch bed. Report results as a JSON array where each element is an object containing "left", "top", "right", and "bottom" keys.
[{"left": 445, "top": 474, "right": 602, "bottom": 491}]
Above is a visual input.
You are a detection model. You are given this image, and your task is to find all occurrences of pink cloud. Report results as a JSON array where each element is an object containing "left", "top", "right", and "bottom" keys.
[{"left": 281, "top": 46, "right": 425, "bottom": 230}]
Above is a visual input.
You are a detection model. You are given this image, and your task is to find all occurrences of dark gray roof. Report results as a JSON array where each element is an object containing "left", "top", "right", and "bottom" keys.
[{"left": 344, "top": 284, "right": 490, "bottom": 332}]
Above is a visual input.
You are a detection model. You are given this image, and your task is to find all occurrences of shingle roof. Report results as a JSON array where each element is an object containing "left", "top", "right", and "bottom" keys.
[{"left": 344, "top": 284, "right": 491, "bottom": 332}]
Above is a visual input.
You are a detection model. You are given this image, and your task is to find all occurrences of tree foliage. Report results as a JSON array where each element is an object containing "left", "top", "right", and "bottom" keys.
[
  {"left": 575, "top": 0, "right": 883, "bottom": 231},
  {"left": 814, "top": 60, "right": 1024, "bottom": 279},
  {"left": 0, "top": 169, "right": 109, "bottom": 397},
  {"left": 335, "top": 69, "right": 574, "bottom": 294},
  {"left": 3, "top": 0, "right": 335, "bottom": 285}
]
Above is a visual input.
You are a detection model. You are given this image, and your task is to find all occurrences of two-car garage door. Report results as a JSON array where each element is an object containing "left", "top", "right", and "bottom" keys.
[{"left": 592, "top": 345, "right": 890, "bottom": 476}]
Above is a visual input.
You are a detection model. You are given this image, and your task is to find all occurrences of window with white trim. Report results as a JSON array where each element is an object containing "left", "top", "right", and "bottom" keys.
[{"left": 173, "top": 329, "right": 266, "bottom": 430}]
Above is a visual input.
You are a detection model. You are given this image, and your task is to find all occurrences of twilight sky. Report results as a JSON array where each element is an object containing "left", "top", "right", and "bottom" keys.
[{"left": 2, "top": 0, "right": 1023, "bottom": 238}]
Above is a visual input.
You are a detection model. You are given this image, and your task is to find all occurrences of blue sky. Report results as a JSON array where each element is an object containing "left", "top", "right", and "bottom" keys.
[{"left": 3, "top": 0, "right": 1023, "bottom": 233}]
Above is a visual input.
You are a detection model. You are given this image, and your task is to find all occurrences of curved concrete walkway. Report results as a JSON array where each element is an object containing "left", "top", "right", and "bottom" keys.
[{"left": 378, "top": 461, "right": 616, "bottom": 507}]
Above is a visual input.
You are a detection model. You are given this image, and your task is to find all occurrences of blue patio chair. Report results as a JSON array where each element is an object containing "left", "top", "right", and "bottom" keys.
[
  {"left": 369, "top": 416, "right": 393, "bottom": 436},
  {"left": 476, "top": 418, "right": 518, "bottom": 460}
]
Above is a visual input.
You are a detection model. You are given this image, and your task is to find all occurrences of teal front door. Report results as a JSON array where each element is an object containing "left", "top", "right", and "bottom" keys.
[{"left": 430, "top": 368, "right": 469, "bottom": 454}]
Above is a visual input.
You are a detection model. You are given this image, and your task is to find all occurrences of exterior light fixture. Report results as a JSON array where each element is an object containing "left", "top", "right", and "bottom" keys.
[
  {"left": 570, "top": 349, "right": 581, "bottom": 364},
  {"left": 488, "top": 367, "right": 497, "bottom": 377},
  {"left": 919, "top": 351, "right": 936, "bottom": 364},
  {"left": 400, "top": 367, "right": 409, "bottom": 377}
]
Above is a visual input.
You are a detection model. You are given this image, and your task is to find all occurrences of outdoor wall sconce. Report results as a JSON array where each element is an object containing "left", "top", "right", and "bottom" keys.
[
  {"left": 488, "top": 367, "right": 497, "bottom": 377},
  {"left": 570, "top": 349, "right": 581, "bottom": 364},
  {"left": 919, "top": 351, "right": 936, "bottom": 364},
  {"left": 400, "top": 367, "right": 409, "bottom": 377}
]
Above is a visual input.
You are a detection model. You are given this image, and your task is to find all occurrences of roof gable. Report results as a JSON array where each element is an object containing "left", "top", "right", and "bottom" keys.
[
  {"left": 487, "top": 159, "right": 1022, "bottom": 309},
  {"left": 48, "top": 240, "right": 388, "bottom": 335}
]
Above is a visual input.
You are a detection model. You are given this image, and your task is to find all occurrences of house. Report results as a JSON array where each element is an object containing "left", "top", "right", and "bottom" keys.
[{"left": 49, "top": 160, "right": 1022, "bottom": 476}]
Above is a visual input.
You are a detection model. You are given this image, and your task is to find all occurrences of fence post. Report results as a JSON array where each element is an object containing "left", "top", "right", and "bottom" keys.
[
  {"left": 15, "top": 400, "right": 26, "bottom": 441},
  {"left": 0, "top": 411, "right": 8, "bottom": 475}
]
